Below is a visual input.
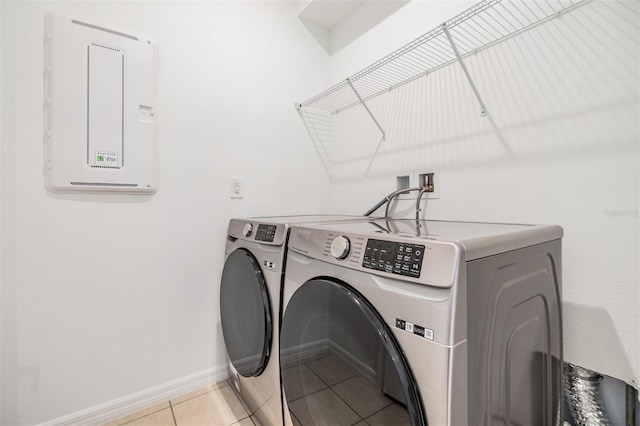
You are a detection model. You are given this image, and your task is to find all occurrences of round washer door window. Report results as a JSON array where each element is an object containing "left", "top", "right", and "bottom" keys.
[
  {"left": 220, "top": 248, "right": 272, "bottom": 377},
  {"left": 280, "top": 278, "right": 425, "bottom": 426}
]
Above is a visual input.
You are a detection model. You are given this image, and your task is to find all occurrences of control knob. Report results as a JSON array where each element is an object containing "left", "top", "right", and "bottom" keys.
[
  {"left": 331, "top": 236, "right": 351, "bottom": 260},
  {"left": 242, "top": 223, "right": 253, "bottom": 237}
]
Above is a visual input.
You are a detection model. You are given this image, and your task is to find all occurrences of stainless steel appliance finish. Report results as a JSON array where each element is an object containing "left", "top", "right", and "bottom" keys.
[
  {"left": 219, "top": 215, "right": 376, "bottom": 426},
  {"left": 281, "top": 219, "right": 563, "bottom": 425}
]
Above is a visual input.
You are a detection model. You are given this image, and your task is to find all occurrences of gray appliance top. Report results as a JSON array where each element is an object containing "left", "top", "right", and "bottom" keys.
[
  {"left": 299, "top": 219, "right": 562, "bottom": 261},
  {"left": 228, "top": 215, "right": 376, "bottom": 246},
  {"left": 287, "top": 219, "right": 562, "bottom": 288},
  {"left": 246, "top": 214, "right": 373, "bottom": 224}
]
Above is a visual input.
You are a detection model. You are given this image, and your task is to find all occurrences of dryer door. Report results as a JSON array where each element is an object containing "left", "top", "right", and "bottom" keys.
[
  {"left": 220, "top": 248, "right": 272, "bottom": 377},
  {"left": 280, "top": 278, "right": 426, "bottom": 426}
]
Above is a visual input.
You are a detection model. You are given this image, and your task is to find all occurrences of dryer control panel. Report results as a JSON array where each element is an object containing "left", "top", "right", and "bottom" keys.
[
  {"left": 363, "top": 239, "right": 425, "bottom": 278},
  {"left": 228, "top": 219, "right": 287, "bottom": 246},
  {"left": 288, "top": 226, "right": 458, "bottom": 288},
  {"left": 255, "top": 224, "right": 277, "bottom": 242}
]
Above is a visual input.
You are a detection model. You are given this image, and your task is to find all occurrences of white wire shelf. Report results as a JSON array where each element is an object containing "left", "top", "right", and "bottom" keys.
[{"left": 298, "top": 0, "right": 590, "bottom": 116}]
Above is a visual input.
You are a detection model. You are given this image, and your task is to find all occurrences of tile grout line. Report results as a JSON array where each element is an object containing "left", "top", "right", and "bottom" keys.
[
  {"left": 285, "top": 363, "right": 328, "bottom": 404},
  {"left": 108, "top": 383, "right": 230, "bottom": 426},
  {"left": 115, "top": 404, "right": 170, "bottom": 426},
  {"left": 287, "top": 367, "right": 365, "bottom": 424},
  {"left": 304, "top": 358, "right": 366, "bottom": 421},
  {"left": 327, "top": 386, "right": 364, "bottom": 423},
  {"left": 286, "top": 385, "right": 328, "bottom": 404},
  {"left": 358, "top": 399, "right": 395, "bottom": 424},
  {"left": 290, "top": 357, "right": 401, "bottom": 424},
  {"left": 332, "top": 380, "right": 398, "bottom": 423},
  {"left": 288, "top": 410, "right": 302, "bottom": 426},
  {"left": 170, "top": 383, "right": 228, "bottom": 408},
  {"left": 304, "top": 356, "right": 359, "bottom": 388},
  {"left": 305, "top": 359, "right": 350, "bottom": 389},
  {"left": 169, "top": 400, "right": 177, "bottom": 426},
  {"left": 307, "top": 358, "right": 397, "bottom": 424},
  {"left": 238, "top": 414, "right": 254, "bottom": 426}
]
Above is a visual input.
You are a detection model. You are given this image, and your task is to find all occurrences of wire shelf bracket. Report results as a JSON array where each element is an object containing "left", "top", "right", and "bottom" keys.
[
  {"left": 442, "top": 22, "right": 488, "bottom": 117},
  {"left": 346, "top": 78, "right": 387, "bottom": 141},
  {"left": 346, "top": 77, "right": 387, "bottom": 177}
]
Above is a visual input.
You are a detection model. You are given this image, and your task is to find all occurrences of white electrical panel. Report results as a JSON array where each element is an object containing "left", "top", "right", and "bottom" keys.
[{"left": 44, "top": 14, "right": 157, "bottom": 193}]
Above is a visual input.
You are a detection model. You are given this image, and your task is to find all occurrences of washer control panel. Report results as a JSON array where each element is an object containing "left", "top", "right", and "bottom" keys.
[
  {"left": 363, "top": 239, "right": 425, "bottom": 278},
  {"left": 288, "top": 225, "right": 458, "bottom": 288}
]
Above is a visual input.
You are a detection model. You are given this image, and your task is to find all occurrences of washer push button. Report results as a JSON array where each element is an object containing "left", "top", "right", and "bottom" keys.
[{"left": 398, "top": 243, "right": 425, "bottom": 277}]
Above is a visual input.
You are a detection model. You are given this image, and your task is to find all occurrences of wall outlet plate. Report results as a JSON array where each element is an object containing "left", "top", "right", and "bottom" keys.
[{"left": 230, "top": 177, "right": 244, "bottom": 199}]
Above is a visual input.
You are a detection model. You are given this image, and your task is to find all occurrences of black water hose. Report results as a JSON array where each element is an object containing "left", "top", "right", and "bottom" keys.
[
  {"left": 364, "top": 187, "right": 426, "bottom": 218},
  {"left": 363, "top": 196, "right": 391, "bottom": 217},
  {"left": 363, "top": 187, "right": 423, "bottom": 217}
]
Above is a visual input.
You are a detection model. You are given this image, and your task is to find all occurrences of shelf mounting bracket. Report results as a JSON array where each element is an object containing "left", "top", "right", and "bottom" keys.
[
  {"left": 346, "top": 78, "right": 386, "bottom": 176},
  {"left": 347, "top": 78, "right": 387, "bottom": 140},
  {"left": 442, "top": 23, "right": 488, "bottom": 117}
]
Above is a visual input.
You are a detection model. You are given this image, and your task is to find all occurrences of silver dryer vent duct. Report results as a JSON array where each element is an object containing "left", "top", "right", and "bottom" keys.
[{"left": 564, "top": 363, "right": 611, "bottom": 426}]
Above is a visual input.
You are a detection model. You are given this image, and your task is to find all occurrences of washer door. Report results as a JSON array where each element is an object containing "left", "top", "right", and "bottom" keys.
[
  {"left": 280, "top": 278, "right": 426, "bottom": 426},
  {"left": 220, "top": 248, "right": 272, "bottom": 377}
]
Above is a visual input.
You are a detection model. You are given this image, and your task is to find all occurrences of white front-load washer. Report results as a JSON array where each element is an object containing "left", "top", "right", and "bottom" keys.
[
  {"left": 219, "top": 215, "right": 376, "bottom": 426},
  {"left": 280, "top": 219, "right": 563, "bottom": 426}
]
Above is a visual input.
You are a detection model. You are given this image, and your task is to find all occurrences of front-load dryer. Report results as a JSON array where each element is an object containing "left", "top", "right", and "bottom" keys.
[
  {"left": 219, "top": 215, "right": 376, "bottom": 425},
  {"left": 280, "top": 219, "right": 563, "bottom": 426}
]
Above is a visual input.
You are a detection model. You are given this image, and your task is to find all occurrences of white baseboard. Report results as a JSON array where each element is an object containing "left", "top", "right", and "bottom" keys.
[
  {"left": 280, "top": 339, "right": 330, "bottom": 368},
  {"left": 38, "top": 365, "right": 228, "bottom": 426},
  {"left": 329, "top": 340, "right": 377, "bottom": 384},
  {"left": 280, "top": 339, "right": 376, "bottom": 385},
  {"left": 40, "top": 340, "right": 378, "bottom": 425}
]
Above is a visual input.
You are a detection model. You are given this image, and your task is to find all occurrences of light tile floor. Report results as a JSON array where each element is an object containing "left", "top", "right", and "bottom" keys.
[
  {"left": 103, "top": 382, "right": 255, "bottom": 426},
  {"left": 283, "top": 355, "right": 410, "bottom": 426},
  {"left": 106, "top": 354, "right": 409, "bottom": 426}
]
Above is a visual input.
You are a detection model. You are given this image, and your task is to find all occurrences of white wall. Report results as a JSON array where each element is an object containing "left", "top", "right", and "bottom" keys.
[
  {"left": 0, "top": 1, "right": 3, "bottom": 422},
  {"left": 321, "top": 0, "right": 639, "bottom": 389},
  {"left": 2, "top": 0, "right": 639, "bottom": 424},
  {"left": 1, "top": 1, "right": 332, "bottom": 424}
]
